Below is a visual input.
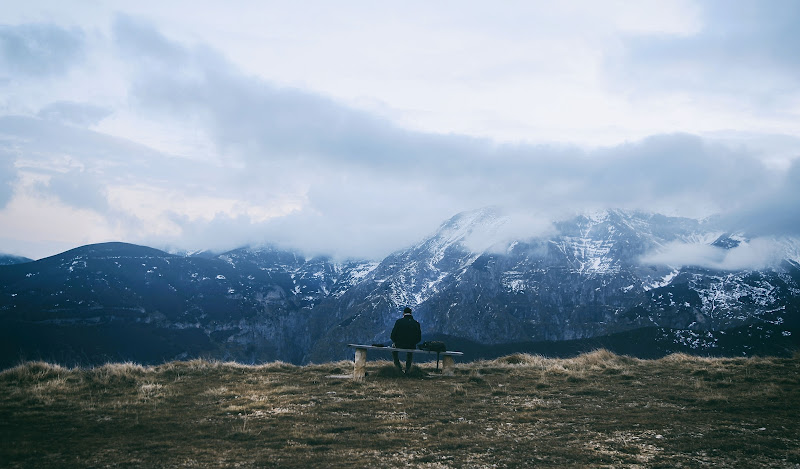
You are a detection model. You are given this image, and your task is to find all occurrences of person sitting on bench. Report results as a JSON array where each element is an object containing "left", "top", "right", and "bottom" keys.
[{"left": 390, "top": 307, "right": 421, "bottom": 374}]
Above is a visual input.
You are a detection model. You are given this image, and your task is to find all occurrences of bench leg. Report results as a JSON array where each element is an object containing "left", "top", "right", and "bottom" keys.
[
  {"left": 353, "top": 348, "right": 367, "bottom": 381},
  {"left": 442, "top": 355, "right": 455, "bottom": 376}
]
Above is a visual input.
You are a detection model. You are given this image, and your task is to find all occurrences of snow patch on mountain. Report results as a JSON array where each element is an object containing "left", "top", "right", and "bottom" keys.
[
  {"left": 673, "top": 329, "right": 719, "bottom": 349},
  {"left": 345, "top": 262, "right": 379, "bottom": 282},
  {"left": 559, "top": 235, "right": 617, "bottom": 275},
  {"left": 689, "top": 272, "right": 779, "bottom": 320},
  {"left": 501, "top": 271, "right": 527, "bottom": 293},
  {"left": 644, "top": 269, "right": 680, "bottom": 291}
]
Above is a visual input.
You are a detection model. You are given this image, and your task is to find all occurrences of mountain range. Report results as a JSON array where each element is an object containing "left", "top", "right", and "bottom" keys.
[{"left": 1, "top": 209, "right": 798, "bottom": 368}]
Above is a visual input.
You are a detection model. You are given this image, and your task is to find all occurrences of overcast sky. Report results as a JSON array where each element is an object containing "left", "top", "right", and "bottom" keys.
[{"left": 1, "top": 1, "right": 799, "bottom": 260}]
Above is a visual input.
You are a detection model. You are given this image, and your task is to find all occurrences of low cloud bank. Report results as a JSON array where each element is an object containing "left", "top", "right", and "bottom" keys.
[{"left": 640, "top": 237, "right": 797, "bottom": 271}]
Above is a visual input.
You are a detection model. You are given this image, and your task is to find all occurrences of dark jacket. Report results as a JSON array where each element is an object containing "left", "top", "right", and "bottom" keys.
[{"left": 391, "top": 315, "right": 421, "bottom": 349}]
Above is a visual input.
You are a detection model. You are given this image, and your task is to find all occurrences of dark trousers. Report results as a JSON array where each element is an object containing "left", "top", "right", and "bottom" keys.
[{"left": 392, "top": 347, "right": 414, "bottom": 372}]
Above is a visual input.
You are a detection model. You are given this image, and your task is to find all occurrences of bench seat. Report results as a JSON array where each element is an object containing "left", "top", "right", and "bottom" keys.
[{"left": 347, "top": 344, "right": 463, "bottom": 380}]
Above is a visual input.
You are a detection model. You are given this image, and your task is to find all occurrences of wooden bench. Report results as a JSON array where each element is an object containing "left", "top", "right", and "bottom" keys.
[{"left": 347, "top": 344, "right": 464, "bottom": 381}]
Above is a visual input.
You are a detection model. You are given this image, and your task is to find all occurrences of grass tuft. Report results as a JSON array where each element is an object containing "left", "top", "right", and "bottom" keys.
[
  {"left": 658, "top": 352, "right": 715, "bottom": 364},
  {"left": 97, "top": 361, "right": 147, "bottom": 375},
  {"left": 0, "top": 361, "right": 69, "bottom": 382}
]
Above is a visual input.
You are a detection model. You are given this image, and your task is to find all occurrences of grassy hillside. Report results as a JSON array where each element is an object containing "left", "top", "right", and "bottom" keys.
[{"left": 1, "top": 351, "right": 798, "bottom": 468}]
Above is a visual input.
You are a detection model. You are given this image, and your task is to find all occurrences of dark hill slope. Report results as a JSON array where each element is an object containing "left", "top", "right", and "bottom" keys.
[
  {"left": 0, "top": 253, "right": 33, "bottom": 266},
  {"left": 0, "top": 243, "right": 310, "bottom": 366}
]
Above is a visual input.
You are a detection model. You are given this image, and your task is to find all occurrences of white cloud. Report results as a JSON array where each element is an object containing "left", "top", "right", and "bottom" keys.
[
  {"left": 0, "top": 189, "right": 118, "bottom": 259},
  {"left": 0, "top": 4, "right": 798, "bottom": 260},
  {"left": 462, "top": 209, "right": 557, "bottom": 254},
  {"left": 37, "top": 101, "right": 112, "bottom": 127},
  {"left": 106, "top": 184, "right": 303, "bottom": 232},
  {"left": 0, "top": 23, "right": 86, "bottom": 78},
  {"left": 640, "top": 238, "right": 788, "bottom": 271}
]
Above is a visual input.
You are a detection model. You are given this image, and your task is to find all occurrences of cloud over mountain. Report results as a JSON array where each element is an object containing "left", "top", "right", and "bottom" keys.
[{"left": 0, "top": 5, "right": 798, "bottom": 260}]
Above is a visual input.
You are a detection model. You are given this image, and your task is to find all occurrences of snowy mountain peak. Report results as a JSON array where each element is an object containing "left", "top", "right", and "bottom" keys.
[
  {"left": 429, "top": 207, "right": 509, "bottom": 255},
  {"left": 582, "top": 209, "right": 613, "bottom": 224}
]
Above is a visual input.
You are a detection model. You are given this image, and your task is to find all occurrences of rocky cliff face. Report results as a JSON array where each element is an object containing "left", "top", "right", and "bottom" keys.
[{"left": 1, "top": 209, "right": 798, "bottom": 368}]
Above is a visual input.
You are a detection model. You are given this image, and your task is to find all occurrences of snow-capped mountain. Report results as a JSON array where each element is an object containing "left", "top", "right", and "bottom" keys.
[
  {"left": 306, "top": 208, "right": 799, "bottom": 361},
  {"left": 0, "top": 209, "right": 797, "bottom": 368}
]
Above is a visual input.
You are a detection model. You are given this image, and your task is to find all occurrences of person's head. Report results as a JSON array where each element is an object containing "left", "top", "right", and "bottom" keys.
[{"left": 403, "top": 307, "right": 412, "bottom": 316}]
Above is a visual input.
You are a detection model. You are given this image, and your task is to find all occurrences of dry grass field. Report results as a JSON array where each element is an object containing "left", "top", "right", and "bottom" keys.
[{"left": 1, "top": 350, "right": 799, "bottom": 468}]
